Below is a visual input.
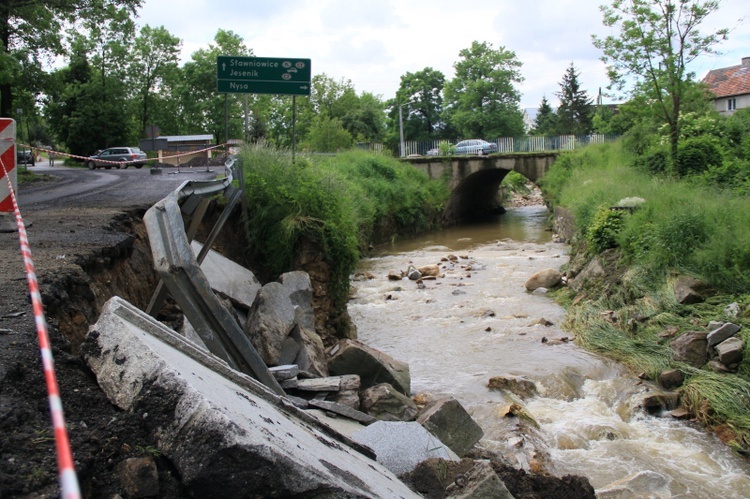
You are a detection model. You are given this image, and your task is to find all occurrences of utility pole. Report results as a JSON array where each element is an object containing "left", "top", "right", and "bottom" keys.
[{"left": 398, "top": 105, "right": 405, "bottom": 158}]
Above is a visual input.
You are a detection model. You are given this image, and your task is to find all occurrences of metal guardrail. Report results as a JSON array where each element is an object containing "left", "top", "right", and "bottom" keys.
[{"left": 143, "top": 158, "right": 284, "bottom": 395}]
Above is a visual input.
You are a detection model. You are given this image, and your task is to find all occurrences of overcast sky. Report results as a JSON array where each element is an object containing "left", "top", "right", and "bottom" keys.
[{"left": 136, "top": 0, "right": 748, "bottom": 109}]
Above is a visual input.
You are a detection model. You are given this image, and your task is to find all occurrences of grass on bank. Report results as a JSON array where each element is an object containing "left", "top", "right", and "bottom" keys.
[
  {"left": 238, "top": 145, "right": 449, "bottom": 308},
  {"left": 541, "top": 141, "right": 750, "bottom": 450}
]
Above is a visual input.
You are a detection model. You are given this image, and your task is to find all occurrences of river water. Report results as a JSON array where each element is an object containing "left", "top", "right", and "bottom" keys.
[{"left": 348, "top": 205, "right": 750, "bottom": 498}]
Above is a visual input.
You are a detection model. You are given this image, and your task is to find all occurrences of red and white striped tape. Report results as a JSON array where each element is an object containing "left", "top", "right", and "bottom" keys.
[
  {"left": 0, "top": 155, "right": 81, "bottom": 499},
  {"left": 24, "top": 143, "right": 231, "bottom": 167}
]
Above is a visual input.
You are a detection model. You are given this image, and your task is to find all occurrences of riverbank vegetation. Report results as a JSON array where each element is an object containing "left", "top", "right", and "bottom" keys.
[
  {"left": 239, "top": 145, "right": 450, "bottom": 308},
  {"left": 540, "top": 108, "right": 750, "bottom": 453}
]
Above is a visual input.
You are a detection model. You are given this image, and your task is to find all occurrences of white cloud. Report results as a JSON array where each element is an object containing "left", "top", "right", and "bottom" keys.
[{"left": 136, "top": 0, "right": 749, "bottom": 108}]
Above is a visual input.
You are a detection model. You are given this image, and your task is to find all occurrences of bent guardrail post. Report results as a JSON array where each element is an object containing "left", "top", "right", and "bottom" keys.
[{"left": 144, "top": 160, "right": 285, "bottom": 395}]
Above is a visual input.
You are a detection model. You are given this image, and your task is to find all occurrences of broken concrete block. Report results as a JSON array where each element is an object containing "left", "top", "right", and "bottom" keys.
[
  {"left": 192, "top": 241, "right": 261, "bottom": 309},
  {"left": 417, "top": 397, "right": 484, "bottom": 457},
  {"left": 351, "top": 421, "right": 460, "bottom": 476},
  {"left": 83, "top": 297, "right": 419, "bottom": 498}
]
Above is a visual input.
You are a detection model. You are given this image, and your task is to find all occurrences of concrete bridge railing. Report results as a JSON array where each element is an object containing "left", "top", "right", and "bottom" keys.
[{"left": 408, "top": 153, "right": 558, "bottom": 223}]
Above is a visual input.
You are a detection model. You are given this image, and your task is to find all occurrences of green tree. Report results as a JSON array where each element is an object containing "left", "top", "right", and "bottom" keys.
[
  {"left": 128, "top": 25, "right": 181, "bottom": 138},
  {"left": 443, "top": 41, "right": 525, "bottom": 139},
  {"left": 389, "top": 67, "right": 446, "bottom": 142},
  {"left": 178, "top": 29, "right": 252, "bottom": 143},
  {"left": 45, "top": 43, "right": 130, "bottom": 155},
  {"left": 592, "top": 0, "right": 729, "bottom": 158},
  {"left": 555, "top": 62, "right": 594, "bottom": 135},
  {"left": 532, "top": 95, "right": 558, "bottom": 135},
  {"left": 341, "top": 92, "right": 386, "bottom": 143},
  {"left": 0, "top": 0, "right": 141, "bottom": 118},
  {"left": 306, "top": 116, "right": 352, "bottom": 152}
]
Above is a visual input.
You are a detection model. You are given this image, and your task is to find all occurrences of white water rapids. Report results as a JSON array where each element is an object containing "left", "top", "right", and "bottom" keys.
[{"left": 347, "top": 205, "right": 750, "bottom": 498}]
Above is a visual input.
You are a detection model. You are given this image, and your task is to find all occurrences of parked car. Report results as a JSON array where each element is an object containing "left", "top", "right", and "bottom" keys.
[
  {"left": 17, "top": 149, "right": 35, "bottom": 166},
  {"left": 454, "top": 139, "right": 497, "bottom": 155},
  {"left": 86, "top": 147, "right": 148, "bottom": 170}
]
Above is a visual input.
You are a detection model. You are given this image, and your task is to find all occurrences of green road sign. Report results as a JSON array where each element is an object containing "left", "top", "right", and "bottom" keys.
[{"left": 217, "top": 56, "right": 311, "bottom": 96}]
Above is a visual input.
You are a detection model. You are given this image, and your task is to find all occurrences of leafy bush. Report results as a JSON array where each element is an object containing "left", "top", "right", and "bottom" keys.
[
  {"left": 587, "top": 206, "right": 625, "bottom": 254},
  {"left": 674, "top": 135, "right": 723, "bottom": 177},
  {"left": 634, "top": 145, "right": 670, "bottom": 175}
]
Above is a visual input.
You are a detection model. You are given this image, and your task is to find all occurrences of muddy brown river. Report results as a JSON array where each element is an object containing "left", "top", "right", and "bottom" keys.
[{"left": 348, "top": 205, "right": 750, "bottom": 498}]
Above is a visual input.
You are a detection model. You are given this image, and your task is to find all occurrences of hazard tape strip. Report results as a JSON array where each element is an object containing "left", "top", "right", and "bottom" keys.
[
  {"left": 23, "top": 143, "right": 230, "bottom": 167},
  {"left": 0, "top": 156, "right": 82, "bottom": 499}
]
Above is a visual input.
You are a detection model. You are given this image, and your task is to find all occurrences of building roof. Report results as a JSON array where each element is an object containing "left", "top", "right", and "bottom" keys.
[
  {"left": 157, "top": 135, "right": 214, "bottom": 143},
  {"left": 702, "top": 57, "right": 750, "bottom": 98}
]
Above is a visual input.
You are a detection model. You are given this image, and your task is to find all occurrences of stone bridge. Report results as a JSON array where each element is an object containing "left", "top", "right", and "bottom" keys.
[{"left": 409, "top": 153, "right": 558, "bottom": 223}]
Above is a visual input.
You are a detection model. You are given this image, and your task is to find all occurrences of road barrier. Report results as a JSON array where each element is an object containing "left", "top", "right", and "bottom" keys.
[
  {"left": 0, "top": 153, "right": 82, "bottom": 498},
  {"left": 0, "top": 119, "right": 17, "bottom": 220}
]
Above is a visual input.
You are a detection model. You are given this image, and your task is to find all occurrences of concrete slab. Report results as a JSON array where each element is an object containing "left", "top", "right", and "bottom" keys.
[
  {"left": 83, "top": 297, "right": 419, "bottom": 498},
  {"left": 351, "top": 421, "right": 460, "bottom": 476},
  {"left": 192, "top": 240, "right": 261, "bottom": 309}
]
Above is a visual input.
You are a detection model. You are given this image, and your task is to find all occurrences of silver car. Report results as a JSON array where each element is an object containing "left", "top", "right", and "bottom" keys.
[
  {"left": 86, "top": 147, "right": 148, "bottom": 169},
  {"left": 454, "top": 139, "right": 497, "bottom": 155}
]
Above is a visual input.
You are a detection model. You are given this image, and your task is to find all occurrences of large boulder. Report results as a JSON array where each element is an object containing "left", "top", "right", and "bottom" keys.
[
  {"left": 444, "top": 460, "right": 514, "bottom": 499},
  {"left": 290, "top": 325, "right": 328, "bottom": 377},
  {"left": 673, "top": 275, "right": 708, "bottom": 305},
  {"left": 525, "top": 268, "right": 562, "bottom": 292},
  {"left": 361, "top": 383, "right": 419, "bottom": 422},
  {"left": 487, "top": 376, "right": 538, "bottom": 399},
  {"left": 279, "top": 271, "right": 316, "bottom": 332},
  {"left": 328, "top": 339, "right": 411, "bottom": 395},
  {"left": 707, "top": 322, "right": 741, "bottom": 348},
  {"left": 670, "top": 331, "right": 708, "bottom": 367},
  {"left": 244, "top": 282, "right": 297, "bottom": 365},
  {"left": 715, "top": 337, "right": 744, "bottom": 366},
  {"left": 417, "top": 397, "right": 484, "bottom": 457},
  {"left": 568, "top": 257, "right": 605, "bottom": 293}
]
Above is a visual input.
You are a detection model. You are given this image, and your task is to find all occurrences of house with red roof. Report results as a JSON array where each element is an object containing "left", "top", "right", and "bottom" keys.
[{"left": 702, "top": 57, "right": 750, "bottom": 115}]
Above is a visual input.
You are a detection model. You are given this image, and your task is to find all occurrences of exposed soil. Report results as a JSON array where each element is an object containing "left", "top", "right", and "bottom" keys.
[{"left": 0, "top": 179, "right": 594, "bottom": 497}]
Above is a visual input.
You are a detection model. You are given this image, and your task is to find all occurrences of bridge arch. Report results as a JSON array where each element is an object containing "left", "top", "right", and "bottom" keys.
[{"left": 409, "top": 153, "right": 558, "bottom": 223}]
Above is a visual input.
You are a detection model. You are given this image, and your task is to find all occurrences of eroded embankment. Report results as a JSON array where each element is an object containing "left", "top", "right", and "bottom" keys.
[{"left": 0, "top": 204, "right": 598, "bottom": 497}]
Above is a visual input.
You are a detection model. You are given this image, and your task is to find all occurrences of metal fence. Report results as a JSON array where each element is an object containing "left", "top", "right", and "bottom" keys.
[{"left": 357, "top": 134, "right": 620, "bottom": 157}]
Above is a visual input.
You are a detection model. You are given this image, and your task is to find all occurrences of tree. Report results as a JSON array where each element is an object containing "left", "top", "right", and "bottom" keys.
[
  {"left": 532, "top": 96, "right": 558, "bottom": 135},
  {"left": 306, "top": 116, "right": 352, "bottom": 152},
  {"left": 178, "top": 29, "right": 252, "bottom": 143},
  {"left": 555, "top": 62, "right": 594, "bottom": 135},
  {"left": 128, "top": 25, "right": 181, "bottom": 138},
  {"left": 389, "top": 68, "right": 446, "bottom": 142},
  {"left": 0, "top": 0, "right": 141, "bottom": 117},
  {"left": 443, "top": 41, "right": 525, "bottom": 139},
  {"left": 592, "top": 0, "right": 729, "bottom": 158}
]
